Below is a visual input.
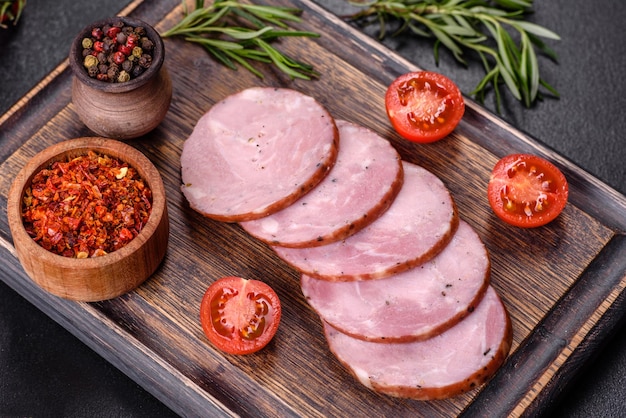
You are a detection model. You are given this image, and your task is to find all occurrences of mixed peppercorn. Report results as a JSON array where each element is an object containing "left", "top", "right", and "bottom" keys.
[
  {"left": 81, "top": 20, "right": 155, "bottom": 83},
  {"left": 22, "top": 151, "right": 153, "bottom": 258}
]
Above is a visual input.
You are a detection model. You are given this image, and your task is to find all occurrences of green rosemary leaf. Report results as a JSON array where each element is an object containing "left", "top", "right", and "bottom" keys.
[
  {"left": 493, "top": 0, "right": 533, "bottom": 10},
  {"left": 202, "top": 43, "right": 239, "bottom": 71},
  {"left": 430, "top": 24, "right": 465, "bottom": 61},
  {"left": 186, "top": 36, "right": 245, "bottom": 51},
  {"left": 224, "top": 50, "right": 266, "bottom": 78},
  {"left": 528, "top": 33, "right": 558, "bottom": 62},
  {"left": 241, "top": 4, "right": 304, "bottom": 24},
  {"left": 497, "top": 57, "right": 522, "bottom": 100},
  {"left": 524, "top": 34, "right": 540, "bottom": 103},
  {"left": 539, "top": 79, "right": 559, "bottom": 98},
  {"left": 408, "top": 23, "right": 432, "bottom": 38},
  {"left": 513, "top": 21, "right": 560, "bottom": 40},
  {"left": 256, "top": 39, "right": 315, "bottom": 80}
]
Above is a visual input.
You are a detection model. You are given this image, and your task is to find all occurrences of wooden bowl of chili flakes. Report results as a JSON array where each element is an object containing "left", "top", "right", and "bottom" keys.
[{"left": 7, "top": 137, "right": 169, "bottom": 301}]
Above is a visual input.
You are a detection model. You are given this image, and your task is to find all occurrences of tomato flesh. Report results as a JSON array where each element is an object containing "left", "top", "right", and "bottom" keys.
[
  {"left": 385, "top": 71, "right": 465, "bottom": 143},
  {"left": 487, "top": 154, "right": 568, "bottom": 228},
  {"left": 200, "top": 276, "right": 281, "bottom": 355}
]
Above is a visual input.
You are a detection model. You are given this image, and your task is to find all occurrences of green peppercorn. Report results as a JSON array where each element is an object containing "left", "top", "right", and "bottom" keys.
[
  {"left": 117, "top": 70, "right": 131, "bottom": 83},
  {"left": 82, "top": 38, "right": 93, "bottom": 49},
  {"left": 132, "top": 46, "right": 143, "bottom": 59},
  {"left": 83, "top": 55, "right": 98, "bottom": 69}
]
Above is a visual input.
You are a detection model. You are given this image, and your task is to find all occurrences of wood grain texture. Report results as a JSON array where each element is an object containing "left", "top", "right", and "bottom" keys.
[{"left": 0, "top": 0, "right": 625, "bottom": 416}]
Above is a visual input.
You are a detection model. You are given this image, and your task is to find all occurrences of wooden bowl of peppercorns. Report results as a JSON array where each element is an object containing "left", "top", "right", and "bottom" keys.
[
  {"left": 7, "top": 137, "right": 169, "bottom": 301},
  {"left": 69, "top": 16, "right": 172, "bottom": 140}
]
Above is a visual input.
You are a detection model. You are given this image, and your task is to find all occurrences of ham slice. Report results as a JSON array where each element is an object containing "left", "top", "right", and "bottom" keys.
[
  {"left": 273, "top": 161, "right": 458, "bottom": 281},
  {"left": 180, "top": 87, "right": 339, "bottom": 222},
  {"left": 301, "top": 220, "right": 490, "bottom": 342},
  {"left": 323, "top": 286, "right": 512, "bottom": 400},
  {"left": 240, "top": 120, "right": 403, "bottom": 247}
]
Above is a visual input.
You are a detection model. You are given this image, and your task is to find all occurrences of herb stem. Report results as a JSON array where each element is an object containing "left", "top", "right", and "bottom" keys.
[
  {"left": 348, "top": 0, "right": 560, "bottom": 110},
  {"left": 162, "top": 0, "right": 320, "bottom": 80}
]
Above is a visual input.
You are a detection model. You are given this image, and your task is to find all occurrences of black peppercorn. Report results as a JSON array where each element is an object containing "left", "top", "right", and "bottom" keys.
[
  {"left": 107, "top": 65, "right": 120, "bottom": 81},
  {"left": 87, "top": 65, "right": 99, "bottom": 77},
  {"left": 138, "top": 53, "right": 152, "bottom": 69},
  {"left": 131, "top": 65, "right": 144, "bottom": 78},
  {"left": 121, "top": 59, "right": 133, "bottom": 73},
  {"left": 140, "top": 37, "right": 154, "bottom": 51}
]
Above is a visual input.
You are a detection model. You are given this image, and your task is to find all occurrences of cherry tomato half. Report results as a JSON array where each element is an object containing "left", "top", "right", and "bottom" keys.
[
  {"left": 385, "top": 71, "right": 465, "bottom": 143},
  {"left": 200, "top": 276, "right": 282, "bottom": 355},
  {"left": 487, "top": 154, "right": 568, "bottom": 228}
]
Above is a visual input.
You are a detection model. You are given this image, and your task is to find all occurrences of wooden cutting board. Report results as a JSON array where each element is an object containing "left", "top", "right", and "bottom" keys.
[{"left": 1, "top": 0, "right": 625, "bottom": 416}]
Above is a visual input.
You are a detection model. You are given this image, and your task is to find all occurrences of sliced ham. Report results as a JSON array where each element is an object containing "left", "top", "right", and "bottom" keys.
[
  {"left": 301, "top": 220, "right": 490, "bottom": 342},
  {"left": 323, "top": 286, "right": 512, "bottom": 400},
  {"left": 273, "top": 161, "right": 458, "bottom": 281},
  {"left": 180, "top": 87, "right": 339, "bottom": 222},
  {"left": 240, "top": 120, "right": 403, "bottom": 247}
]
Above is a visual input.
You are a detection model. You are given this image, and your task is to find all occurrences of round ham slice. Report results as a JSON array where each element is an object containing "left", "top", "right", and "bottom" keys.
[
  {"left": 273, "top": 161, "right": 458, "bottom": 281},
  {"left": 301, "top": 220, "right": 490, "bottom": 342},
  {"left": 180, "top": 87, "right": 339, "bottom": 222},
  {"left": 240, "top": 120, "right": 403, "bottom": 247},
  {"left": 323, "top": 286, "right": 512, "bottom": 400}
]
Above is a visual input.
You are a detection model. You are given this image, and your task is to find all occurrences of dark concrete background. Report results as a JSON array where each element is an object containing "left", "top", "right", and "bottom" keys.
[{"left": 1, "top": 0, "right": 625, "bottom": 416}]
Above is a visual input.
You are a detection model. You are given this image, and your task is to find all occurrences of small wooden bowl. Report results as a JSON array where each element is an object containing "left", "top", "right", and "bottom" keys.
[
  {"left": 69, "top": 16, "right": 172, "bottom": 140},
  {"left": 7, "top": 137, "right": 169, "bottom": 301}
]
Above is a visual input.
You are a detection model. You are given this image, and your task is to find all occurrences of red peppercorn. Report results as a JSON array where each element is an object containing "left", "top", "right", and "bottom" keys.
[
  {"left": 126, "top": 33, "right": 140, "bottom": 48},
  {"left": 112, "top": 51, "right": 126, "bottom": 65},
  {"left": 106, "top": 26, "right": 122, "bottom": 39},
  {"left": 117, "top": 44, "right": 132, "bottom": 56},
  {"left": 96, "top": 73, "right": 109, "bottom": 81},
  {"left": 91, "top": 27, "right": 104, "bottom": 40},
  {"left": 93, "top": 41, "right": 104, "bottom": 52}
]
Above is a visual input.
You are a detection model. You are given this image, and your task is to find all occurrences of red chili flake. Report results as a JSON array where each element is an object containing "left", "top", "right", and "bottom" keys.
[{"left": 21, "top": 151, "right": 153, "bottom": 258}]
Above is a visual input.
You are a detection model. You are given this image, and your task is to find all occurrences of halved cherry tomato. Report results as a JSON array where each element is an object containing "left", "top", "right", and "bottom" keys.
[
  {"left": 487, "top": 154, "right": 568, "bottom": 228},
  {"left": 200, "top": 276, "right": 281, "bottom": 355},
  {"left": 385, "top": 71, "right": 465, "bottom": 143}
]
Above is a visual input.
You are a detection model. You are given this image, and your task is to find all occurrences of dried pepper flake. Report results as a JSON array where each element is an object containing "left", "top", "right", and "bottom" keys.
[{"left": 21, "top": 150, "right": 153, "bottom": 258}]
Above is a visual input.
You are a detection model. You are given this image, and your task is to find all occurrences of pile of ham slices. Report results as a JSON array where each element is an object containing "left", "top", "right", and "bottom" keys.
[{"left": 180, "top": 87, "right": 513, "bottom": 400}]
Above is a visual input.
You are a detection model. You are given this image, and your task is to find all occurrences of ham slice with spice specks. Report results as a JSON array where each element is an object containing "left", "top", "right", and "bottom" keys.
[
  {"left": 301, "top": 220, "right": 490, "bottom": 342},
  {"left": 323, "top": 286, "right": 512, "bottom": 400},
  {"left": 180, "top": 87, "right": 339, "bottom": 222},
  {"left": 240, "top": 120, "right": 403, "bottom": 247},
  {"left": 273, "top": 161, "right": 458, "bottom": 281}
]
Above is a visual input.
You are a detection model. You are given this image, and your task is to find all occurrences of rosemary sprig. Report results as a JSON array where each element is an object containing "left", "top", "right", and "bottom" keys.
[
  {"left": 161, "top": 0, "right": 320, "bottom": 80},
  {"left": 347, "top": 0, "right": 560, "bottom": 110}
]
